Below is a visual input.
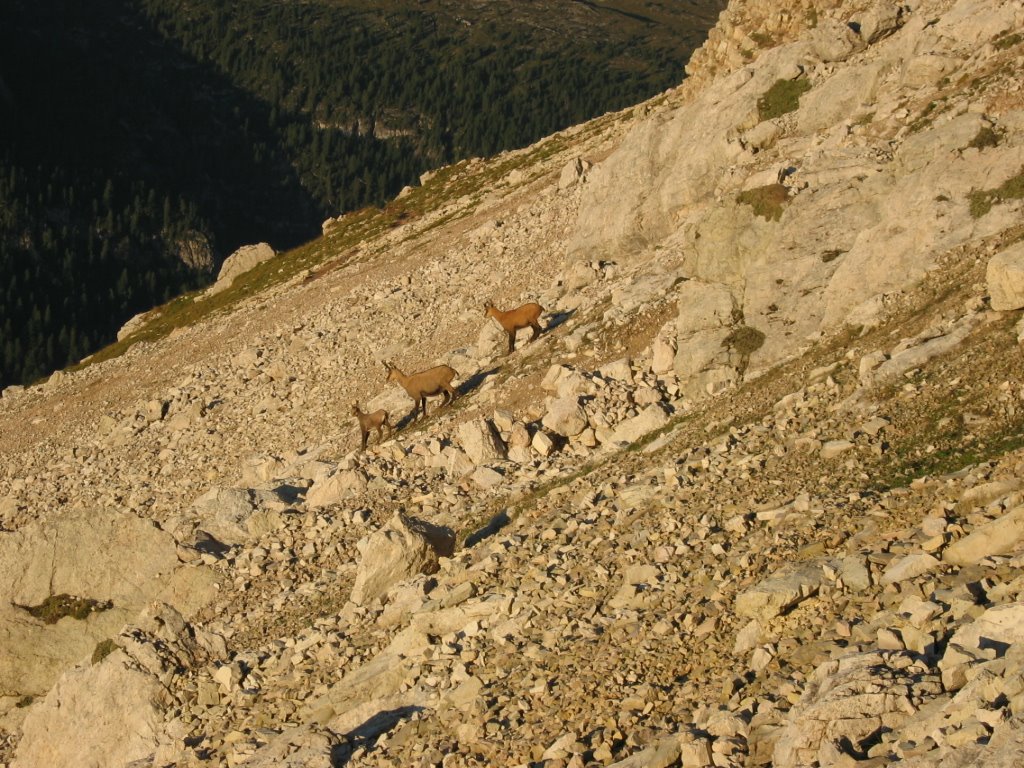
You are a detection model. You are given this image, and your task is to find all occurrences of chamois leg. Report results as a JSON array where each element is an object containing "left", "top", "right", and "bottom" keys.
[
  {"left": 528, "top": 320, "right": 542, "bottom": 342},
  {"left": 360, "top": 429, "right": 368, "bottom": 451},
  {"left": 374, "top": 425, "right": 383, "bottom": 444},
  {"left": 506, "top": 330, "right": 516, "bottom": 355},
  {"left": 443, "top": 383, "right": 457, "bottom": 405}
]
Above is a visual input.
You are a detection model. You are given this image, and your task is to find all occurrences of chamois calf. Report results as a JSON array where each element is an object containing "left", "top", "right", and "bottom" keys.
[
  {"left": 383, "top": 361, "right": 459, "bottom": 422},
  {"left": 484, "top": 300, "right": 544, "bottom": 355},
  {"left": 351, "top": 402, "right": 391, "bottom": 450}
]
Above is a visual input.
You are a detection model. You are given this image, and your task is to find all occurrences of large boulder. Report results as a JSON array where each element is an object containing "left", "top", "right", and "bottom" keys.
[
  {"left": 457, "top": 418, "right": 507, "bottom": 464},
  {"left": 542, "top": 396, "right": 589, "bottom": 438},
  {"left": 773, "top": 651, "right": 942, "bottom": 768},
  {"left": 13, "top": 603, "right": 213, "bottom": 768},
  {"left": 987, "top": 241, "right": 1024, "bottom": 311},
  {"left": 350, "top": 514, "right": 456, "bottom": 606},
  {"left": 943, "top": 505, "right": 1024, "bottom": 565},
  {"left": 208, "top": 242, "right": 275, "bottom": 295},
  {"left": 13, "top": 649, "right": 170, "bottom": 768},
  {"left": 192, "top": 487, "right": 289, "bottom": 544},
  {"left": 305, "top": 469, "right": 369, "bottom": 507}
]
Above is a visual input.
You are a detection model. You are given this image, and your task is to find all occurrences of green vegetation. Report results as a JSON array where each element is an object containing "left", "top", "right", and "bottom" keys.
[
  {"left": 1, "top": 0, "right": 719, "bottom": 389},
  {"left": 993, "top": 31, "right": 1023, "bottom": 50},
  {"left": 22, "top": 594, "right": 112, "bottom": 625},
  {"left": 723, "top": 326, "right": 766, "bottom": 356},
  {"left": 967, "top": 168, "right": 1024, "bottom": 218},
  {"left": 875, "top": 420, "right": 1024, "bottom": 491},
  {"left": 821, "top": 249, "right": 846, "bottom": 264},
  {"left": 737, "top": 183, "right": 790, "bottom": 221},
  {"left": 967, "top": 126, "right": 1001, "bottom": 151},
  {"left": 92, "top": 639, "right": 120, "bottom": 664},
  {"left": 757, "top": 78, "right": 812, "bottom": 121}
]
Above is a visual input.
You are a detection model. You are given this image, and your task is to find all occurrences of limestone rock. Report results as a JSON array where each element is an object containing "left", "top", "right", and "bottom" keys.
[
  {"left": 987, "top": 242, "right": 1024, "bottom": 311},
  {"left": 13, "top": 649, "right": 170, "bottom": 768},
  {"left": 542, "top": 396, "right": 589, "bottom": 438},
  {"left": 457, "top": 418, "right": 507, "bottom": 464},
  {"left": 192, "top": 487, "right": 287, "bottom": 544},
  {"left": 209, "top": 242, "right": 275, "bottom": 295},
  {"left": 943, "top": 506, "right": 1024, "bottom": 565},
  {"left": 610, "top": 404, "right": 671, "bottom": 445},
  {"left": 305, "top": 470, "right": 369, "bottom": 508},
  {"left": 558, "top": 157, "right": 592, "bottom": 190},
  {"left": 773, "top": 651, "right": 941, "bottom": 768},
  {"left": 809, "top": 18, "right": 866, "bottom": 62},
  {"left": 350, "top": 514, "right": 455, "bottom": 605},
  {"left": 736, "top": 564, "right": 824, "bottom": 621}
]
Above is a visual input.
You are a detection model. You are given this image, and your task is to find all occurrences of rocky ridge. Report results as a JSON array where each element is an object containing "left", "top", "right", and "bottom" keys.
[{"left": 2, "top": 0, "right": 1024, "bottom": 766}]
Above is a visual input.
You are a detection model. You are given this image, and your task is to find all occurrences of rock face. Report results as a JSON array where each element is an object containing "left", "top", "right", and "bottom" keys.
[
  {"left": 350, "top": 514, "right": 456, "bottom": 605},
  {"left": 987, "top": 242, "right": 1024, "bottom": 311},
  {"left": 14, "top": 649, "right": 170, "bottom": 768},
  {"left": 773, "top": 651, "right": 942, "bottom": 768},
  {"left": 13, "top": 603, "right": 213, "bottom": 768},
  {"left": 570, "top": 0, "right": 1024, "bottom": 371},
  {"left": 0, "top": 508, "right": 217, "bottom": 701}
]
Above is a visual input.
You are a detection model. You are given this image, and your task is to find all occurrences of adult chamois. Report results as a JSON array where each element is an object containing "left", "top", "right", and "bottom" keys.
[
  {"left": 484, "top": 300, "right": 544, "bottom": 355},
  {"left": 351, "top": 402, "right": 391, "bottom": 450},
  {"left": 383, "top": 361, "right": 459, "bottom": 422}
]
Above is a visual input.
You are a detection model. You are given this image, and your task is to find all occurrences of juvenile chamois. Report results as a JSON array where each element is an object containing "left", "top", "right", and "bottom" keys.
[
  {"left": 351, "top": 402, "right": 391, "bottom": 450},
  {"left": 484, "top": 300, "right": 544, "bottom": 355},
  {"left": 383, "top": 361, "right": 459, "bottom": 421}
]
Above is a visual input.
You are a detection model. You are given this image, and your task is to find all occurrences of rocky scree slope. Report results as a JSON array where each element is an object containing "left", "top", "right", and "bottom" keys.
[{"left": 2, "top": 0, "right": 1024, "bottom": 765}]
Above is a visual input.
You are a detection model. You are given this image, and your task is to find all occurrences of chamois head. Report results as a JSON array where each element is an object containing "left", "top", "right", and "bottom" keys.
[
  {"left": 483, "top": 300, "right": 495, "bottom": 316},
  {"left": 351, "top": 401, "right": 361, "bottom": 416},
  {"left": 382, "top": 360, "right": 396, "bottom": 382}
]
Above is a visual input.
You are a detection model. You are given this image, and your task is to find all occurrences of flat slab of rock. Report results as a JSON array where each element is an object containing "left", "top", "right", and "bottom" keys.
[
  {"left": 13, "top": 649, "right": 169, "bottom": 768},
  {"left": 736, "top": 564, "right": 825, "bottom": 622},
  {"left": 943, "top": 505, "right": 1024, "bottom": 565}
]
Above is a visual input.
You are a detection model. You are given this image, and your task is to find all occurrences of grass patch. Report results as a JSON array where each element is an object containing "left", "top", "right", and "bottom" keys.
[
  {"left": 993, "top": 31, "right": 1023, "bottom": 50},
  {"left": 875, "top": 426, "right": 1024, "bottom": 491},
  {"left": 723, "top": 326, "right": 766, "bottom": 356},
  {"left": 821, "top": 249, "right": 846, "bottom": 264},
  {"left": 22, "top": 594, "right": 112, "bottom": 624},
  {"left": 967, "top": 167, "right": 1024, "bottom": 218},
  {"left": 737, "top": 183, "right": 790, "bottom": 221},
  {"left": 92, "top": 638, "right": 120, "bottom": 664},
  {"left": 967, "top": 126, "right": 1001, "bottom": 151},
  {"left": 757, "top": 78, "right": 812, "bottom": 121},
  {"left": 15, "top": 696, "right": 34, "bottom": 708},
  {"left": 749, "top": 31, "right": 776, "bottom": 48},
  {"left": 457, "top": 460, "right": 596, "bottom": 547}
]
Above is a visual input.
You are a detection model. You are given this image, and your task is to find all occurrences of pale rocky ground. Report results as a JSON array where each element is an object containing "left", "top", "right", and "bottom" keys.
[{"left": 2, "top": 0, "right": 1024, "bottom": 766}]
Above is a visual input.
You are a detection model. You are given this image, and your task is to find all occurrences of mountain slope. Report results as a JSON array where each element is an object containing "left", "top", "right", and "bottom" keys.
[
  {"left": 3, "top": 0, "right": 1024, "bottom": 765},
  {"left": 0, "top": 0, "right": 723, "bottom": 389}
]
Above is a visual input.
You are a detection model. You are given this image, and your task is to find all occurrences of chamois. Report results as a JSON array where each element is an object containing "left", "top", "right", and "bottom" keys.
[
  {"left": 383, "top": 361, "right": 459, "bottom": 421},
  {"left": 351, "top": 402, "right": 391, "bottom": 450},
  {"left": 484, "top": 300, "right": 544, "bottom": 355}
]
